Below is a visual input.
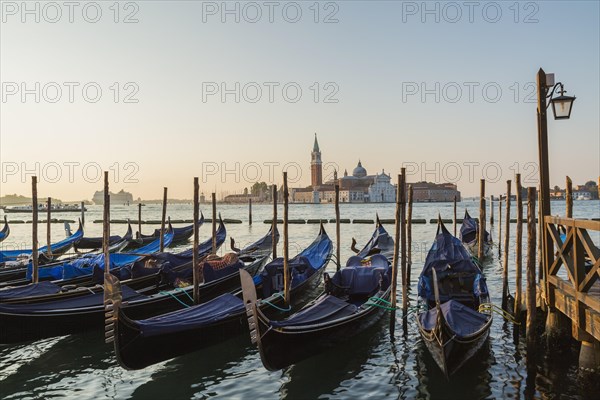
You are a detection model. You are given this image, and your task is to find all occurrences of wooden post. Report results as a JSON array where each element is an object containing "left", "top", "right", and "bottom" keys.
[
  {"left": 334, "top": 183, "right": 341, "bottom": 271},
  {"left": 400, "top": 170, "right": 408, "bottom": 332},
  {"left": 138, "top": 202, "right": 142, "bottom": 236},
  {"left": 536, "top": 68, "right": 553, "bottom": 305},
  {"left": 159, "top": 187, "right": 167, "bottom": 252},
  {"left": 498, "top": 198, "right": 502, "bottom": 258},
  {"left": 282, "top": 172, "right": 290, "bottom": 305},
  {"left": 80, "top": 201, "right": 85, "bottom": 226},
  {"left": 515, "top": 174, "right": 523, "bottom": 317},
  {"left": 502, "top": 181, "right": 512, "bottom": 310},
  {"left": 211, "top": 193, "right": 217, "bottom": 254},
  {"left": 31, "top": 177, "right": 39, "bottom": 284},
  {"left": 526, "top": 187, "right": 537, "bottom": 357},
  {"left": 566, "top": 176, "right": 573, "bottom": 218},
  {"left": 453, "top": 195, "right": 457, "bottom": 237},
  {"left": 406, "top": 184, "right": 413, "bottom": 291},
  {"left": 248, "top": 198, "right": 252, "bottom": 226},
  {"left": 478, "top": 179, "right": 486, "bottom": 261},
  {"left": 193, "top": 177, "right": 200, "bottom": 304},
  {"left": 272, "top": 184, "right": 277, "bottom": 259},
  {"left": 490, "top": 196, "right": 494, "bottom": 225},
  {"left": 103, "top": 172, "right": 110, "bottom": 275},
  {"left": 46, "top": 197, "right": 52, "bottom": 258},
  {"left": 390, "top": 173, "right": 402, "bottom": 336}
]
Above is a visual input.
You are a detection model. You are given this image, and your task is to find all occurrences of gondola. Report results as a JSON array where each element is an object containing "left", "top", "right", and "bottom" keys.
[
  {"left": 0, "top": 226, "right": 132, "bottom": 286},
  {"left": 0, "top": 220, "right": 84, "bottom": 264},
  {"left": 459, "top": 210, "right": 492, "bottom": 259},
  {"left": 416, "top": 218, "right": 492, "bottom": 378},
  {"left": 0, "top": 219, "right": 224, "bottom": 300},
  {"left": 0, "top": 216, "right": 10, "bottom": 243},
  {"left": 105, "top": 224, "right": 330, "bottom": 370},
  {"left": 74, "top": 222, "right": 136, "bottom": 252},
  {"left": 0, "top": 221, "right": 168, "bottom": 287},
  {"left": 132, "top": 216, "right": 202, "bottom": 247},
  {"left": 0, "top": 222, "right": 270, "bottom": 344},
  {"left": 242, "top": 221, "right": 394, "bottom": 371}
]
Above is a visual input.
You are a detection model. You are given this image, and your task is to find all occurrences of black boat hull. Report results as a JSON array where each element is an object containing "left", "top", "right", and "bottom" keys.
[{"left": 254, "top": 291, "right": 390, "bottom": 371}]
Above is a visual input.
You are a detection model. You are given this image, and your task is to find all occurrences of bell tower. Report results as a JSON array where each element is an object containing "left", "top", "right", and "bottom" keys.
[{"left": 311, "top": 133, "right": 323, "bottom": 187}]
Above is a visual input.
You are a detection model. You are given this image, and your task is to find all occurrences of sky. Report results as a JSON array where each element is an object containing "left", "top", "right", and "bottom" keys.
[{"left": 1, "top": 0, "right": 599, "bottom": 201}]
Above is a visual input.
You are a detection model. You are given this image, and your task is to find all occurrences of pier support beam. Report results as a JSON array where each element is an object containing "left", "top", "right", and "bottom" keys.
[
  {"left": 579, "top": 340, "right": 600, "bottom": 373},
  {"left": 545, "top": 308, "right": 571, "bottom": 350}
]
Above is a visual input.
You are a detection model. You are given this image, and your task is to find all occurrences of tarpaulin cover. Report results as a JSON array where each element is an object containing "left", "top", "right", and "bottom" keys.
[
  {"left": 0, "top": 222, "right": 84, "bottom": 262},
  {"left": 25, "top": 230, "right": 175, "bottom": 281},
  {"left": 271, "top": 295, "right": 358, "bottom": 328},
  {"left": 260, "top": 231, "right": 332, "bottom": 297},
  {"left": 203, "top": 260, "right": 243, "bottom": 283},
  {"left": 136, "top": 293, "right": 245, "bottom": 337},
  {"left": 418, "top": 299, "right": 490, "bottom": 337},
  {"left": 331, "top": 260, "right": 390, "bottom": 296},
  {"left": 460, "top": 211, "right": 489, "bottom": 245},
  {"left": 0, "top": 281, "right": 61, "bottom": 300},
  {"left": 0, "top": 284, "right": 145, "bottom": 313},
  {"left": 357, "top": 224, "right": 394, "bottom": 260}
]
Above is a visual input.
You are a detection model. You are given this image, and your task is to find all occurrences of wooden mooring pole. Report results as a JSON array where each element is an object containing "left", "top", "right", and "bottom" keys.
[
  {"left": 389, "top": 173, "right": 402, "bottom": 337},
  {"left": 490, "top": 196, "right": 494, "bottom": 225},
  {"left": 31, "top": 177, "right": 39, "bottom": 284},
  {"left": 272, "top": 185, "right": 277, "bottom": 259},
  {"left": 80, "top": 201, "right": 85, "bottom": 227},
  {"left": 515, "top": 174, "right": 523, "bottom": 317},
  {"left": 502, "top": 181, "right": 511, "bottom": 310},
  {"left": 193, "top": 177, "right": 200, "bottom": 304},
  {"left": 103, "top": 172, "right": 110, "bottom": 274},
  {"left": 453, "top": 195, "right": 457, "bottom": 237},
  {"left": 498, "top": 198, "right": 502, "bottom": 258},
  {"left": 159, "top": 187, "right": 167, "bottom": 252},
  {"left": 407, "top": 184, "right": 413, "bottom": 284},
  {"left": 478, "top": 179, "right": 486, "bottom": 261},
  {"left": 248, "top": 198, "right": 252, "bottom": 226},
  {"left": 211, "top": 193, "right": 217, "bottom": 254},
  {"left": 400, "top": 170, "right": 408, "bottom": 333},
  {"left": 282, "top": 172, "right": 290, "bottom": 305},
  {"left": 138, "top": 203, "right": 142, "bottom": 236},
  {"left": 526, "top": 187, "right": 537, "bottom": 359},
  {"left": 46, "top": 197, "right": 52, "bottom": 258},
  {"left": 334, "top": 183, "right": 341, "bottom": 271},
  {"left": 566, "top": 176, "right": 573, "bottom": 218}
]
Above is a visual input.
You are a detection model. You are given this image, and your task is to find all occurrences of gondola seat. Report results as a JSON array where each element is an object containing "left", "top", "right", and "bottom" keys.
[{"left": 328, "top": 255, "right": 390, "bottom": 304}]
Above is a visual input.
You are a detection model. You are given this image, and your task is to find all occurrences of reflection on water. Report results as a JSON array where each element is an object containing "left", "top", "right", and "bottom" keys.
[{"left": 0, "top": 201, "right": 598, "bottom": 399}]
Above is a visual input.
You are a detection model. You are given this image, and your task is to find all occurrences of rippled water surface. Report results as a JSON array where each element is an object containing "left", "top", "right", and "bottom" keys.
[{"left": 1, "top": 200, "right": 598, "bottom": 399}]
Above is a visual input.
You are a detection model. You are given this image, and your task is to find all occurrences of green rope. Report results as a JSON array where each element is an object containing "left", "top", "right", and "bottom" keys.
[
  {"left": 160, "top": 290, "right": 191, "bottom": 308},
  {"left": 260, "top": 292, "right": 291, "bottom": 312},
  {"left": 479, "top": 302, "right": 521, "bottom": 324},
  {"left": 176, "top": 287, "right": 194, "bottom": 303}
]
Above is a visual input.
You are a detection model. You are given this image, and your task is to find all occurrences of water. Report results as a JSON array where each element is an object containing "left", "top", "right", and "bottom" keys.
[{"left": 1, "top": 200, "right": 599, "bottom": 399}]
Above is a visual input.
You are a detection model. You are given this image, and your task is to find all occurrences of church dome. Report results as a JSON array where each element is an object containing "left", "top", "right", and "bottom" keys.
[{"left": 352, "top": 160, "right": 367, "bottom": 178}]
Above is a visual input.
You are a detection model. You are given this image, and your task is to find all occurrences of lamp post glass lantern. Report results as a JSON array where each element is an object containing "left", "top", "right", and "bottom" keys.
[{"left": 551, "top": 93, "right": 576, "bottom": 119}]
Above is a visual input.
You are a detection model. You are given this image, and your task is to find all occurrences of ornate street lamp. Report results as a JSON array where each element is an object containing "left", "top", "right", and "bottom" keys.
[{"left": 549, "top": 83, "right": 576, "bottom": 120}]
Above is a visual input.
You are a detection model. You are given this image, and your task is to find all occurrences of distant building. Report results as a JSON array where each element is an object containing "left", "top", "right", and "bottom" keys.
[
  {"left": 291, "top": 135, "right": 460, "bottom": 203},
  {"left": 223, "top": 193, "right": 261, "bottom": 204},
  {"left": 93, "top": 189, "right": 134, "bottom": 205},
  {"left": 411, "top": 182, "right": 461, "bottom": 202}
]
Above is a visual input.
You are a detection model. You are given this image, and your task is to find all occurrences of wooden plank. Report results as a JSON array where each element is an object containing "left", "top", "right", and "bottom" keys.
[{"left": 544, "top": 216, "right": 600, "bottom": 231}]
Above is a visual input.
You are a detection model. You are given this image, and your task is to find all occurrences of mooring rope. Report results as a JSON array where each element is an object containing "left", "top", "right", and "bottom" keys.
[
  {"left": 160, "top": 290, "right": 192, "bottom": 308},
  {"left": 260, "top": 292, "right": 291, "bottom": 312},
  {"left": 478, "top": 302, "right": 520, "bottom": 324}
]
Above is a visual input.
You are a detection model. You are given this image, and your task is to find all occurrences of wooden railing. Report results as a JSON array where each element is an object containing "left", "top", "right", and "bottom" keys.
[{"left": 543, "top": 216, "right": 600, "bottom": 341}]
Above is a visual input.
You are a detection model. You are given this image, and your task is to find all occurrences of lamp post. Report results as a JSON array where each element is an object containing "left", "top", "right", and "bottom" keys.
[
  {"left": 536, "top": 68, "right": 576, "bottom": 278},
  {"left": 536, "top": 68, "right": 576, "bottom": 345}
]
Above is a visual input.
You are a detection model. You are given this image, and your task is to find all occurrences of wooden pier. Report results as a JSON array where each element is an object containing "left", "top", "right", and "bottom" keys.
[{"left": 539, "top": 216, "right": 600, "bottom": 370}]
